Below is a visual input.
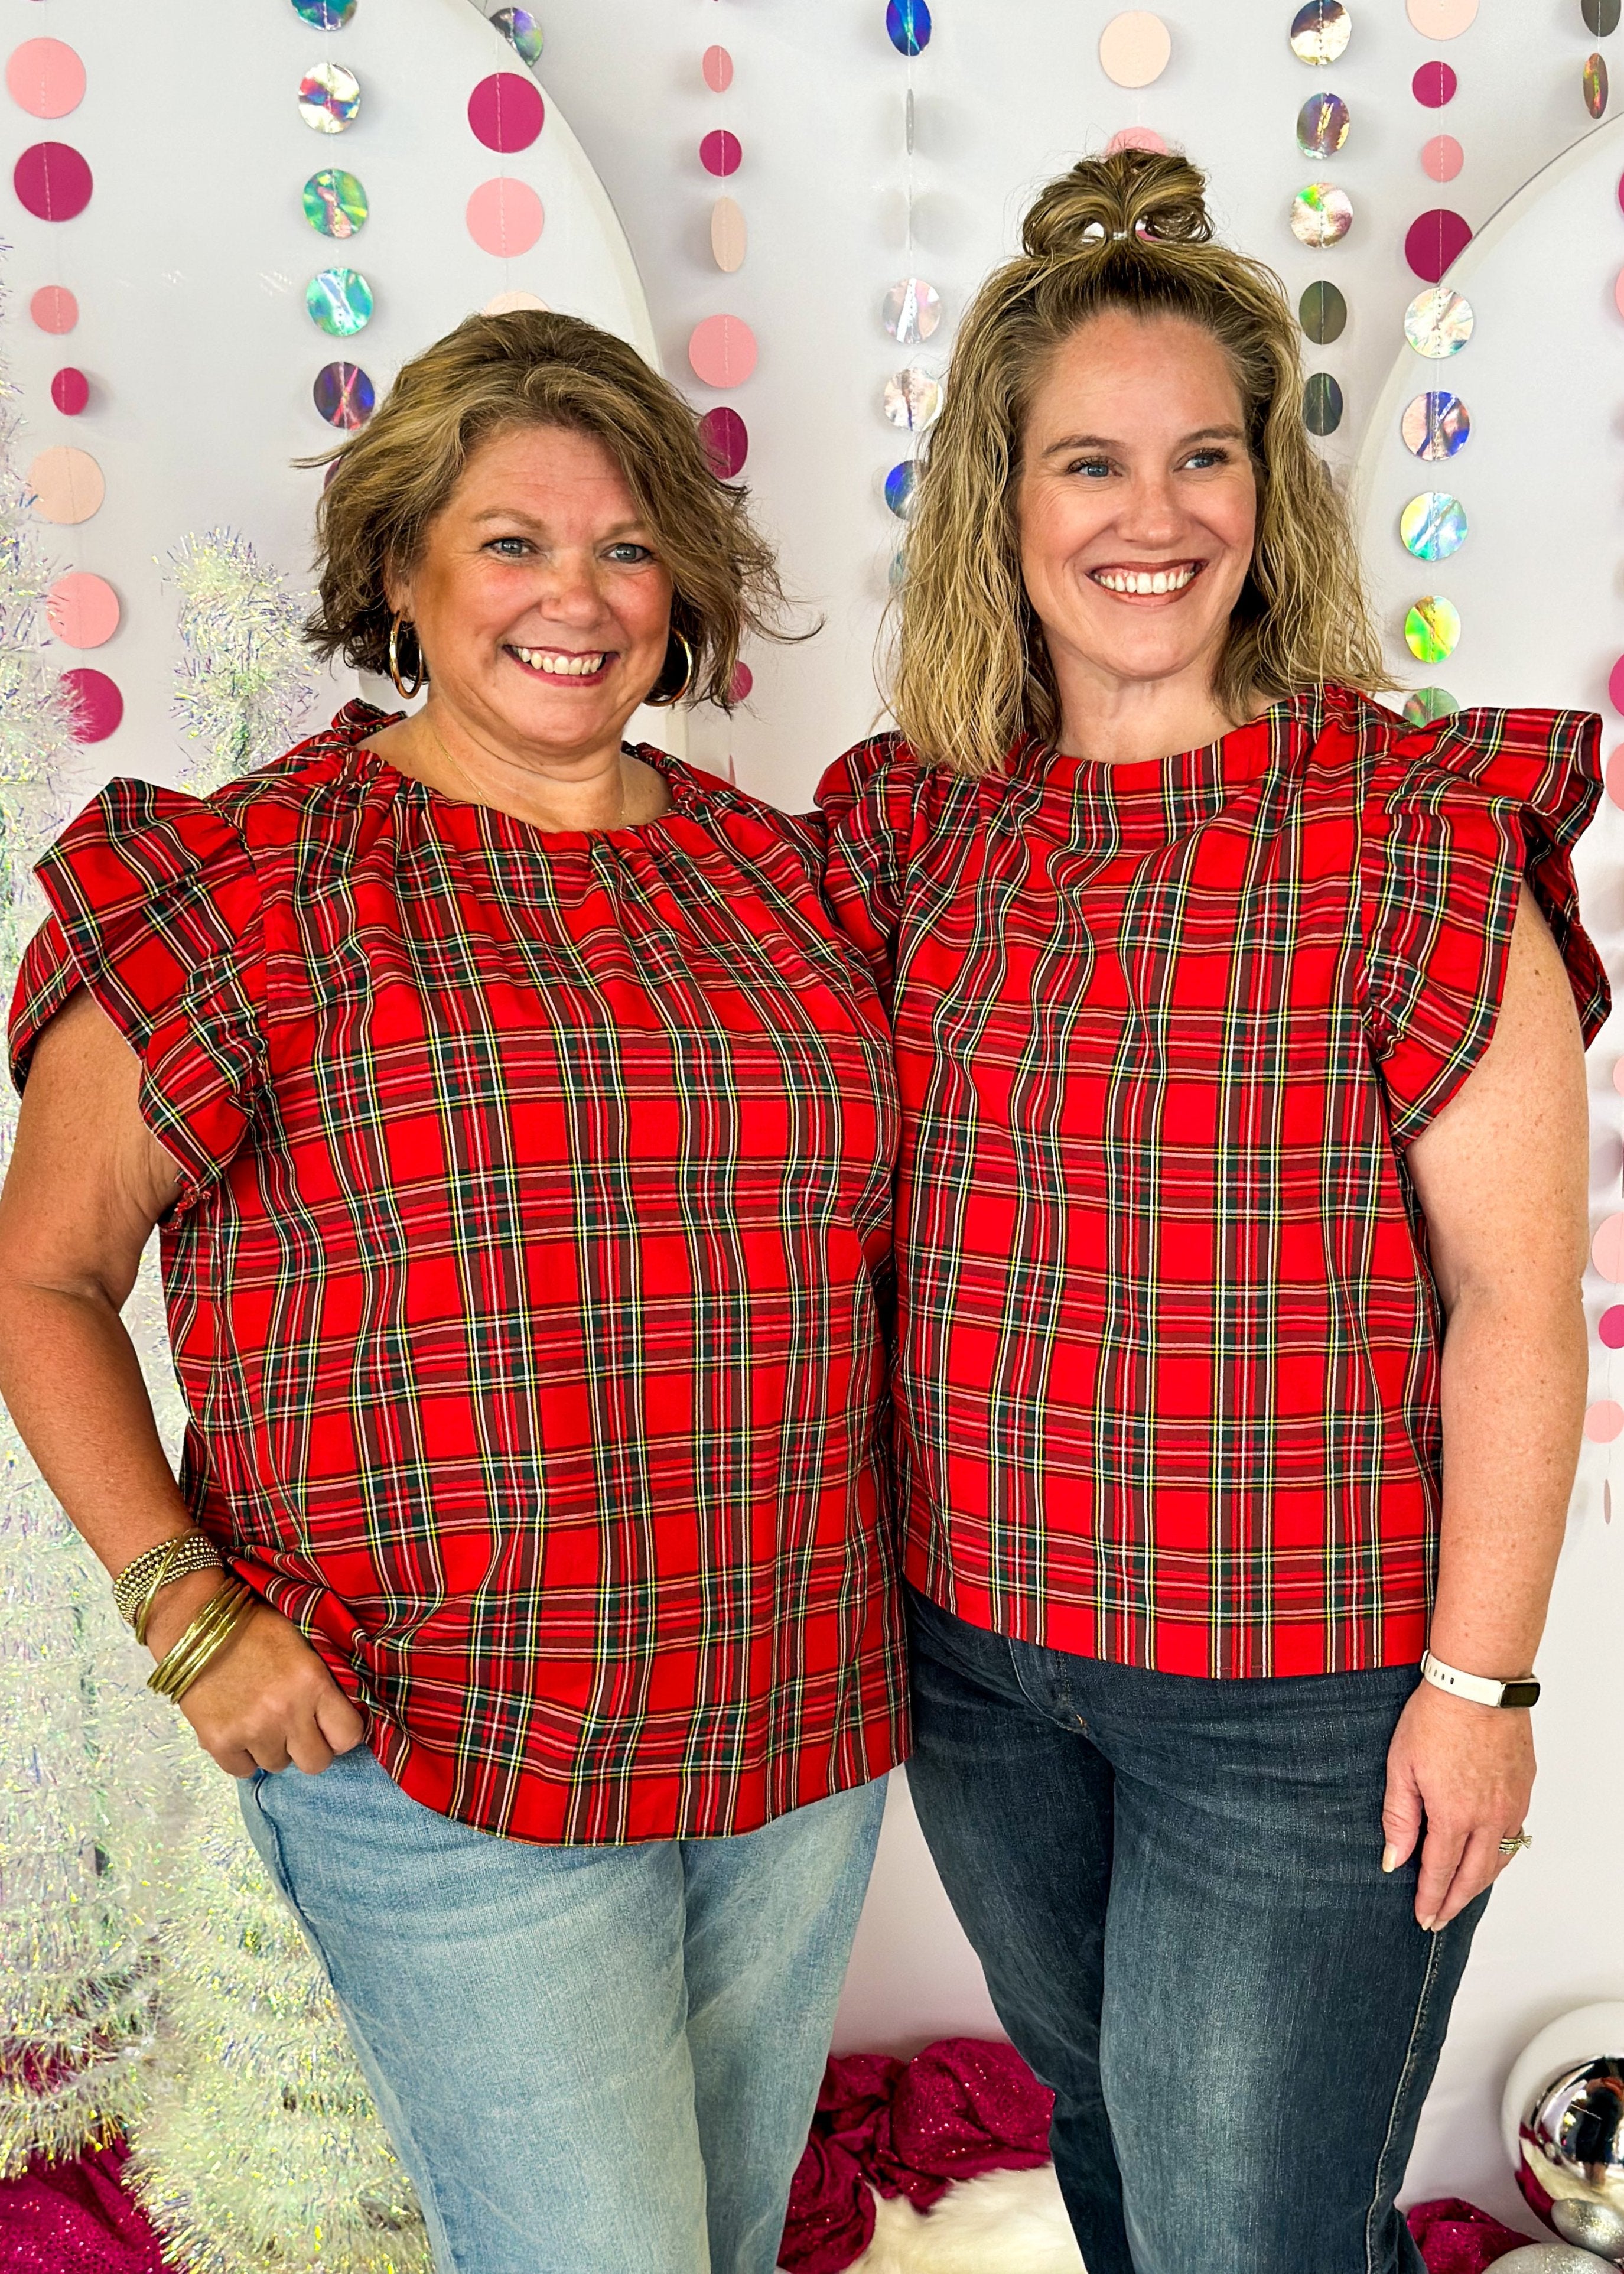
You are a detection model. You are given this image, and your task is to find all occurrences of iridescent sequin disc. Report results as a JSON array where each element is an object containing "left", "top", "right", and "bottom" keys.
[
  {"left": 313, "top": 360, "right": 373, "bottom": 428},
  {"left": 1404, "top": 594, "right": 1460, "bottom": 663},
  {"left": 1290, "top": 1, "right": 1351, "bottom": 66},
  {"left": 302, "top": 168, "right": 368, "bottom": 238},
  {"left": 1404, "top": 285, "right": 1473, "bottom": 357},
  {"left": 887, "top": 0, "right": 932, "bottom": 56},
  {"left": 1402, "top": 685, "right": 1457, "bottom": 725},
  {"left": 307, "top": 266, "right": 373, "bottom": 336},
  {"left": 298, "top": 63, "right": 360, "bottom": 132},
  {"left": 1400, "top": 491, "right": 1468, "bottom": 561},
  {"left": 1303, "top": 372, "right": 1343, "bottom": 435},
  {"left": 1586, "top": 52, "right": 1609, "bottom": 119},
  {"left": 884, "top": 368, "right": 942, "bottom": 431},
  {"left": 1297, "top": 92, "right": 1350, "bottom": 157},
  {"left": 491, "top": 7, "right": 545, "bottom": 64},
  {"left": 289, "top": 0, "right": 357, "bottom": 25},
  {"left": 1291, "top": 182, "right": 1352, "bottom": 246},
  {"left": 1400, "top": 389, "right": 1469, "bottom": 458},
  {"left": 885, "top": 461, "right": 919, "bottom": 518},
  {"left": 884, "top": 278, "right": 942, "bottom": 344},
  {"left": 1584, "top": 0, "right": 1622, "bottom": 34},
  {"left": 1298, "top": 280, "right": 1347, "bottom": 343}
]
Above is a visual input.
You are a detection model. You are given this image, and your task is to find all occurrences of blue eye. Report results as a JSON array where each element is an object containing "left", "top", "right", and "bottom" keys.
[
  {"left": 607, "top": 542, "right": 654, "bottom": 564},
  {"left": 486, "top": 536, "right": 530, "bottom": 557}
]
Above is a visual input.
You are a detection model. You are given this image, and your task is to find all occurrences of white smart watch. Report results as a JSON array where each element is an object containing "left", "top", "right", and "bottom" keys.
[{"left": 1420, "top": 1650, "right": 1540, "bottom": 1710}]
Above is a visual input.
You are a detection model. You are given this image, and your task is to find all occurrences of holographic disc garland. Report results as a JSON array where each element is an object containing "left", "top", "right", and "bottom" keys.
[{"left": 305, "top": 265, "right": 373, "bottom": 336}]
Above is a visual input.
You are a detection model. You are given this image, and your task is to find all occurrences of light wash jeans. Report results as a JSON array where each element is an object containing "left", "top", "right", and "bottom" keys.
[{"left": 240, "top": 1744, "right": 887, "bottom": 2274}]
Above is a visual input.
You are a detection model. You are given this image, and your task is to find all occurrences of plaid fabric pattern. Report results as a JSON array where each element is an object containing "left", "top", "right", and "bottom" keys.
[
  {"left": 12, "top": 705, "right": 906, "bottom": 1843},
  {"left": 818, "top": 687, "right": 1608, "bottom": 1678}
]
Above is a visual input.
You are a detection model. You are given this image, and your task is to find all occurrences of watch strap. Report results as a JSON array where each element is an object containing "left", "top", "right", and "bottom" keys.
[{"left": 1421, "top": 1650, "right": 1540, "bottom": 1710}]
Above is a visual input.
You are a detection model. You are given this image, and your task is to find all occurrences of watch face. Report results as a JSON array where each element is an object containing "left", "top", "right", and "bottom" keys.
[{"left": 1501, "top": 1678, "right": 1541, "bottom": 1709}]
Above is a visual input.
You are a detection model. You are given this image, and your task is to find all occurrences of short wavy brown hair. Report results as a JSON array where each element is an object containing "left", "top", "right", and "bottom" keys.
[
  {"left": 891, "top": 148, "right": 1391, "bottom": 773},
  {"left": 304, "top": 308, "right": 788, "bottom": 707}
]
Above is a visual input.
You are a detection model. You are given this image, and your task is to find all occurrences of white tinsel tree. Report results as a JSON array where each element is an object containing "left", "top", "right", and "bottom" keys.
[
  {"left": 0, "top": 258, "right": 184, "bottom": 2178},
  {"left": 165, "top": 530, "right": 317, "bottom": 794}
]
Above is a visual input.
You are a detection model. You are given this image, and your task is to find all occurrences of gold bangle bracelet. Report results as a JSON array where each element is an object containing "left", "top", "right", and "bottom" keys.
[
  {"left": 115, "top": 1533, "right": 225, "bottom": 1644},
  {"left": 147, "top": 1579, "right": 257, "bottom": 1704}
]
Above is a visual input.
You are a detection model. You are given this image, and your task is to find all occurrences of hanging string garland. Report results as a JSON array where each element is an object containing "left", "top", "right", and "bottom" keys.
[
  {"left": 297, "top": 0, "right": 376, "bottom": 436},
  {"left": 881, "top": 1, "right": 945, "bottom": 590},
  {"left": 1288, "top": 2, "right": 1353, "bottom": 444},
  {"left": 1583, "top": 0, "right": 1616, "bottom": 119},
  {"left": 1591, "top": 161, "right": 1624, "bottom": 1495}
]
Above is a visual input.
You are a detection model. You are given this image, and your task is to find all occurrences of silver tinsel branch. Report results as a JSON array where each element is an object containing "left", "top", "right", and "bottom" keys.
[
  {"left": 166, "top": 530, "right": 317, "bottom": 793},
  {"left": 0, "top": 246, "right": 185, "bottom": 2178}
]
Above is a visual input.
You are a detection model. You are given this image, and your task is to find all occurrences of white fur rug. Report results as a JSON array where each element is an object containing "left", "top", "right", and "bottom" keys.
[{"left": 846, "top": 2165, "right": 1086, "bottom": 2273}]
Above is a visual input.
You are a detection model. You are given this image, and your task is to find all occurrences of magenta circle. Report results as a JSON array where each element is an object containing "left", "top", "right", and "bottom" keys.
[
  {"left": 60, "top": 666, "right": 122, "bottom": 743},
  {"left": 701, "top": 130, "right": 742, "bottom": 179},
  {"left": 728, "top": 662, "right": 754, "bottom": 704},
  {"left": 1413, "top": 61, "right": 1457, "bottom": 106},
  {"left": 49, "top": 366, "right": 88, "bottom": 415},
  {"left": 13, "top": 139, "right": 92, "bottom": 221},
  {"left": 467, "top": 71, "right": 543, "bottom": 153},
  {"left": 699, "top": 406, "right": 748, "bottom": 479},
  {"left": 1609, "top": 655, "right": 1624, "bottom": 714},
  {"left": 1601, "top": 1306, "right": 1624, "bottom": 1351},
  {"left": 1404, "top": 208, "right": 1472, "bottom": 283}
]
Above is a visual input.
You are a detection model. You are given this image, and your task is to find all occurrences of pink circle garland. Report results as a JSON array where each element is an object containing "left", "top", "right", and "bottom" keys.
[
  {"left": 699, "top": 406, "right": 748, "bottom": 478},
  {"left": 466, "top": 178, "right": 544, "bottom": 257},
  {"left": 1404, "top": 207, "right": 1472, "bottom": 282},
  {"left": 29, "top": 282, "right": 76, "bottom": 333},
  {"left": 1586, "top": 1400, "right": 1624, "bottom": 1443},
  {"left": 1602, "top": 1306, "right": 1624, "bottom": 1351},
  {"left": 688, "top": 315, "right": 757, "bottom": 389},
  {"left": 1412, "top": 62, "right": 1457, "bottom": 108},
  {"left": 702, "top": 45, "right": 734, "bottom": 93},
  {"left": 467, "top": 72, "right": 543, "bottom": 153},
  {"left": 1594, "top": 1212, "right": 1624, "bottom": 1281},
  {"left": 46, "top": 571, "right": 119, "bottom": 648},
  {"left": 5, "top": 37, "right": 84, "bottom": 118},
  {"left": 13, "top": 139, "right": 92, "bottom": 221},
  {"left": 1609, "top": 654, "right": 1624, "bottom": 713},
  {"left": 60, "top": 665, "right": 122, "bottom": 743},
  {"left": 1420, "top": 135, "right": 1463, "bottom": 183},
  {"left": 49, "top": 366, "right": 88, "bottom": 414},
  {"left": 701, "top": 130, "right": 742, "bottom": 179}
]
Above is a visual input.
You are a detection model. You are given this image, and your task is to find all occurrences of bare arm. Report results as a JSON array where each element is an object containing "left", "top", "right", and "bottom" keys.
[
  {"left": 1382, "top": 884, "right": 1590, "bottom": 1927},
  {"left": 0, "top": 990, "right": 364, "bottom": 1775}
]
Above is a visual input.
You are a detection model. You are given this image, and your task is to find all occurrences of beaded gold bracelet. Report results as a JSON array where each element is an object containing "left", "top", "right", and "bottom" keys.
[
  {"left": 147, "top": 1577, "right": 257, "bottom": 1704},
  {"left": 114, "top": 1534, "right": 225, "bottom": 1645}
]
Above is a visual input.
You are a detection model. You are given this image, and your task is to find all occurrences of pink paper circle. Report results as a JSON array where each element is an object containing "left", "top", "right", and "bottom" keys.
[
  {"left": 467, "top": 72, "right": 543, "bottom": 153},
  {"left": 1609, "top": 655, "right": 1624, "bottom": 714},
  {"left": 1615, "top": 268, "right": 1624, "bottom": 322},
  {"left": 688, "top": 314, "right": 757, "bottom": 389},
  {"left": 728, "top": 662, "right": 754, "bottom": 704},
  {"left": 1607, "top": 747, "right": 1624, "bottom": 809},
  {"left": 1413, "top": 62, "right": 1457, "bottom": 107},
  {"left": 5, "top": 37, "right": 84, "bottom": 118},
  {"left": 49, "top": 366, "right": 87, "bottom": 415},
  {"left": 60, "top": 665, "right": 122, "bottom": 743},
  {"left": 466, "top": 178, "right": 543, "bottom": 257},
  {"left": 702, "top": 44, "right": 734, "bottom": 93},
  {"left": 29, "top": 283, "right": 76, "bottom": 333},
  {"left": 1406, "top": 0, "right": 1477, "bottom": 33},
  {"left": 701, "top": 130, "right": 742, "bottom": 179},
  {"left": 13, "top": 139, "right": 92, "bottom": 221},
  {"left": 1105, "top": 126, "right": 1169, "bottom": 154},
  {"left": 1613, "top": 1056, "right": 1624, "bottom": 1097},
  {"left": 1420, "top": 135, "right": 1463, "bottom": 183},
  {"left": 699, "top": 406, "right": 748, "bottom": 479},
  {"left": 1601, "top": 1307, "right": 1624, "bottom": 1351},
  {"left": 1404, "top": 208, "right": 1472, "bottom": 282},
  {"left": 1586, "top": 1398, "right": 1624, "bottom": 1443},
  {"left": 47, "top": 571, "right": 118, "bottom": 648},
  {"left": 1594, "top": 1213, "right": 1624, "bottom": 1281},
  {"left": 28, "top": 444, "right": 102, "bottom": 523}
]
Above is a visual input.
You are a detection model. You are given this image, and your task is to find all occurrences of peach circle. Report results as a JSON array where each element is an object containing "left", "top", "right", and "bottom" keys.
[
  {"left": 1614, "top": 267, "right": 1624, "bottom": 322},
  {"left": 1586, "top": 1399, "right": 1624, "bottom": 1443},
  {"left": 1106, "top": 125, "right": 1169, "bottom": 154},
  {"left": 29, "top": 283, "right": 76, "bottom": 334},
  {"left": 1405, "top": 0, "right": 1477, "bottom": 34},
  {"left": 6, "top": 37, "right": 84, "bottom": 118},
  {"left": 688, "top": 313, "right": 757, "bottom": 389},
  {"left": 1594, "top": 1213, "right": 1624, "bottom": 1282},
  {"left": 46, "top": 571, "right": 118, "bottom": 648},
  {"left": 1421, "top": 135, "right": 1463, "bottom": 183},
  {"left": 466, "top": 178, "right": 543, "bottom": 258},
  {"left": 28, "top": 444, "right": 102, "bottom": 524},
  {"left": 482, "top": 289, "right": 548, "bottom": 315},
  {"left": 1607, "top": 747, "right": 1624, "bottom": 811},
  {"left": 1099, "top": 11, "right": 1171, "bottom": 87},
  {"left": 1613, "top": 1055, "right": 1624, "bottom": 1097}
]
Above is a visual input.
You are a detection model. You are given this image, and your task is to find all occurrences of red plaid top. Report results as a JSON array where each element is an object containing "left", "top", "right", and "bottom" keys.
[
  {"left": 12, "top": 705, "right": 906, "bottom": 1842},
  {"left": 818, "top": 687, "right": 1608, "bottom": 1677}
]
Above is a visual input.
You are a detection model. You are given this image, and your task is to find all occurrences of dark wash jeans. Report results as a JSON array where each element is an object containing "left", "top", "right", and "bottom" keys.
[{"left": 904, "top": 1585, "right": 1487, "bottom": 2274}]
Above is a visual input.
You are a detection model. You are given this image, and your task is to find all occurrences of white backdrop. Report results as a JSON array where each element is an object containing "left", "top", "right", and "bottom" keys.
[{"left": 5, "top": 0, "right": 1623, "bottom": 2226}]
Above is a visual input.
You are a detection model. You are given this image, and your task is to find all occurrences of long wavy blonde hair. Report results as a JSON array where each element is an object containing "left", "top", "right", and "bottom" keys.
[{"left": 890, "top": 148, "right": 1388, "bottom": 773}]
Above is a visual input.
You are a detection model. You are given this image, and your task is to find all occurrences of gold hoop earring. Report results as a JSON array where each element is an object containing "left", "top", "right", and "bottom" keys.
[
  {"left": 647, "top": 630, "right": 697, "bottom": 708},
  {"left": 388, "top": 613, "right": 427, "bottom": 700}
]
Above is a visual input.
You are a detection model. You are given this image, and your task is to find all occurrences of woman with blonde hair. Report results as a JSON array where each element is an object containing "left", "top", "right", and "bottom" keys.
[
  {"left": 0, "top": 308, "right": 906, "bottom": 2273},
  {"left": 820, "top": 149, "right": 1606, "bottom": 2272}
]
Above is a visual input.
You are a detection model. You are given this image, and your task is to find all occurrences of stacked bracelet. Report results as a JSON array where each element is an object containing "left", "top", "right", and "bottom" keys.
[
  {"left": 147, "top": 1577, "right": 257, "bottom": 1703},
  {"left": 114, "top": 1534, "right": 226, "bottom": 1645}
]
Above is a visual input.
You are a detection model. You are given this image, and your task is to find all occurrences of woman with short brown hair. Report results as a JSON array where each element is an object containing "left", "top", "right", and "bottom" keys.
[
  {"left": 0, "top": 308, "right": 905, "bottom": 2273},
  {"left": 821, "top": 150, "right": 1605, "bottom": 2272}
]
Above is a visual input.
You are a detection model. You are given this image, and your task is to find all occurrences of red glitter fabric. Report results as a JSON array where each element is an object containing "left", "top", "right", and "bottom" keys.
[
  {"left": 779, "top": 2038, "right": 1053, "bottom": 2270},
  {"left": 0, "top": 2144, "right": 166, "bottom": 2274},
  {"left": 1405, "top": 2197, "right": 1538, "bottom": 2272}
]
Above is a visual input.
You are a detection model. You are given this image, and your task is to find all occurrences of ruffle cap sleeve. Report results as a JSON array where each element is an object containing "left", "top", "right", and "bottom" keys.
[
  {"left": 1361, "top": 704, "right": 1608, "bottom": 1146},
  {"left": 10, "top": 780, "right": 266, "bottom": 1208},
  {"left": 814, "top": 731, "right": 926, "bottom": 997}
]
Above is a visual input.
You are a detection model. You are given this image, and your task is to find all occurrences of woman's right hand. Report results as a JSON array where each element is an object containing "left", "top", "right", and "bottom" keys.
[{"left": 145, "top": 1570, "right": 367, "bottom": 1778}]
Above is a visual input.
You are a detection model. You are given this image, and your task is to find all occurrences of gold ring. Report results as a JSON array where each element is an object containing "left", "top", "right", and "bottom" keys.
[{"left": 1498, "top": 1830, "right": 1532, "bottom": 1858}]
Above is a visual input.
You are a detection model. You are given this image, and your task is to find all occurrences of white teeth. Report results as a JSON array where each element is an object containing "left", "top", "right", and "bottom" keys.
[
  {"left": 1093, "top": 565, "right": 1196, "bottom": 596},
  {"left": 512, "top": 648, "right": 607, "bottom": 676}
]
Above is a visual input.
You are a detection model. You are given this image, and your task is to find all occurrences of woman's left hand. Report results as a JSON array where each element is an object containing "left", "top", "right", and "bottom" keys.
[{"left": 1381, "top": 1680, "right": 1534, "bottom": 1931}]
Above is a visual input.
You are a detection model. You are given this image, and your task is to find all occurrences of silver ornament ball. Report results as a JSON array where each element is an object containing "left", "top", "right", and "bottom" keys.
[
  {"left": 1518, "top": 2057, "right": 1624, "bottom": 2265},
  {"left": 1488, "top": 2250, "right": 1618, "bottom": 2272}
]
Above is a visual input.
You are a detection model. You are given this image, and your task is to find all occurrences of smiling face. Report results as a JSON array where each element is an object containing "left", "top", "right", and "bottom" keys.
[
  {"left": 388, "top": 421, "right": 675, "bottom": 773},
  {"left": 1017, "top": 310, "right": 1260, "bottom": 733}
]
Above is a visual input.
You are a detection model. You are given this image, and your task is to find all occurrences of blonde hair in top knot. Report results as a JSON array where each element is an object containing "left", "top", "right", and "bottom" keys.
[{"left": 890, "top": 147, "right": 1389, "bottom": 775}]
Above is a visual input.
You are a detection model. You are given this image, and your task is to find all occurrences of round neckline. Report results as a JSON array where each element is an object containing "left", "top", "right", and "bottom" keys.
[
  {"left": 338, "top": 711, "right": 711, "bottom": 845},
  {"left": 1024, "top": 693, "right": 1307, "bottom": 797}
]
